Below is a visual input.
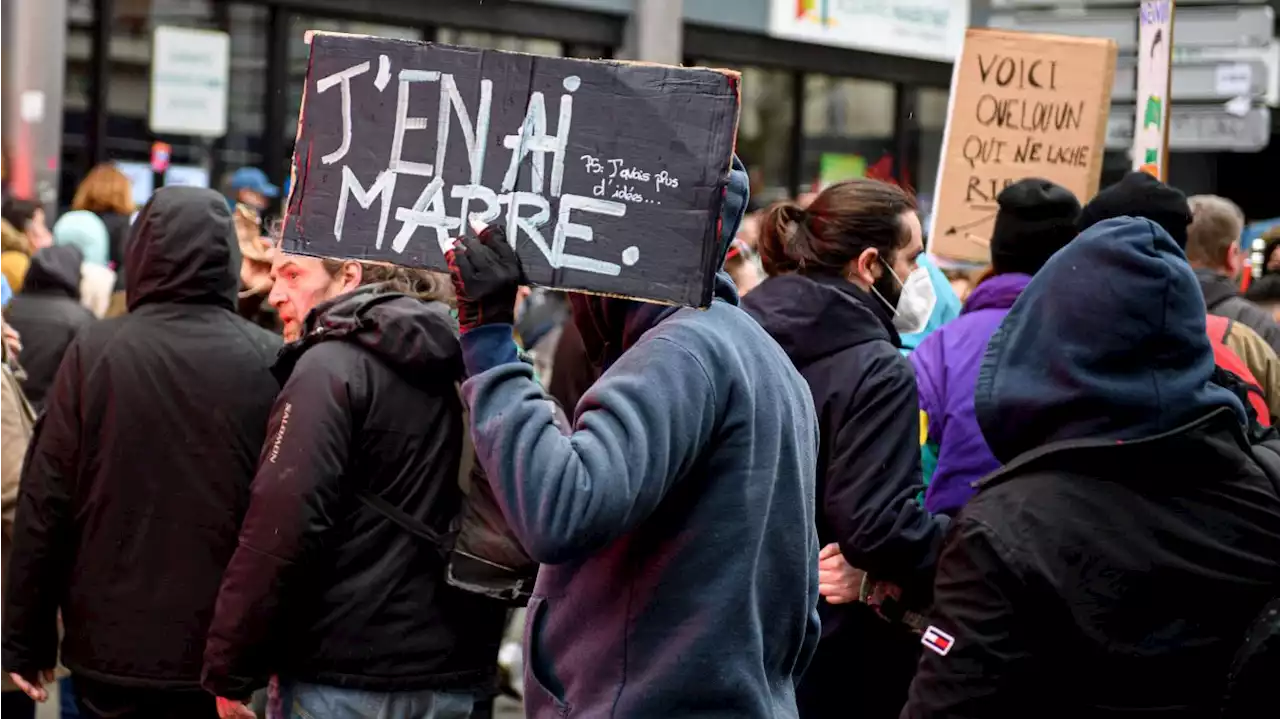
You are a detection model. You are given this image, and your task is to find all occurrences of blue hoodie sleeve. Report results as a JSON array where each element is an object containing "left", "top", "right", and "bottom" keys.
[{"left": 461, "top": 330, "right": 718, "bottom": 565}]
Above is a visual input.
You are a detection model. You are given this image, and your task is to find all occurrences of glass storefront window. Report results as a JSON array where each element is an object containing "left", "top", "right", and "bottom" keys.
[
  {"left": 61, "top": 0, "right": 97, "bottom": 204},
  {"left": 102, "top": 0, "right": 268, "bottom": 195},
  {"left": 695, "top": 60, "right": 795, "bottom": 209},
  {"left": 913, "top": 87, "right": 948, "bottom": 220},
  {"left": 436, "top": 28, "right": 563, "bottom": 57},
  {"left": 802, "top": 75, "right": 896, "bottom": 192}
]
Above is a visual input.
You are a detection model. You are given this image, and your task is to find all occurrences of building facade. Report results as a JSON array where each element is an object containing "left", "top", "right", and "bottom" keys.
[{"left": 3, "top": 0, "right": 967, "bottom": 218}]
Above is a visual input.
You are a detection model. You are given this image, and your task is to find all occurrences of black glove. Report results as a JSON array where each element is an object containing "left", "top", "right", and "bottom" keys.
[{"left": 447, "top": 226, "right": 523, "bottom": 334}]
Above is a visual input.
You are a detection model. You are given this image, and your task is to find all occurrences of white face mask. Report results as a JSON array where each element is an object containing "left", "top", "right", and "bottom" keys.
[{"left": 871, "top": 260, "right": 937, "bottom": 335}]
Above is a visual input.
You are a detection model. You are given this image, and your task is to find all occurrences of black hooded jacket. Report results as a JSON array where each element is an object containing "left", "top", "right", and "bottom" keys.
[
  {"left": 202, "top": 287, "right": 506, "bottom": 698},
  {"left": 4, "top": 246, "right": 95, "bottom": 409},
  {"left": 742, "top": 274, "right": 947, "bottom": 607},
  {"left": 1, "top": 187, "right": 281, "bottom": 689},
  {"left": 904, "top": 218, "right": 1280, "bottom": 717}
]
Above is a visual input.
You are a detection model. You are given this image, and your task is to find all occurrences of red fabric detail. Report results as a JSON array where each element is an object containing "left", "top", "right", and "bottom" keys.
[{"left": 1205, "top": 314, "right": 1272, "bottom": 426}]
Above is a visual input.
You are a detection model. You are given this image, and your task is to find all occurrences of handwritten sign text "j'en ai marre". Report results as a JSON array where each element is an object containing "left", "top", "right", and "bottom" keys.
[{"left": 281, "top": 33, "right": 741, "bottom": 307}]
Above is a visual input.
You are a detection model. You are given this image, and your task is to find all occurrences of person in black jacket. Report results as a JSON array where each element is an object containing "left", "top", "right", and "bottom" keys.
[
  {"left": 202, "top": 255, "right": 505, "bottom": 719},
  {"left": 1, "top": 187, "right": 281, "bottom": 718},
  {"left": 741, "top": 179, "right": 949, "bottom": 719},
  {"left": 3, "top": 245, "right": 94, "bottom": 410},
  {"left": 903, "top": 216, "right": 1280, "bottom": 717}
]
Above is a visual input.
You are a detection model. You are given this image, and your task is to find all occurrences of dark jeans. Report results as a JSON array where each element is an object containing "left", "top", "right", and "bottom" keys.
[
  {"left": 797, "top": 607, "right": 923, "bottom": 719},
  {"left": 73, "top": 676, "right": 217, "bottom": 719},
  {"left": 2, "top": 690, "right": 36, "bottom": 719}
]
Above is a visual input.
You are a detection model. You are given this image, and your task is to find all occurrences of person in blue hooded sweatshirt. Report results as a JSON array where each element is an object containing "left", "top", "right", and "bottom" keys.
[
  {"left": 903, "top": 216, "right": 1280, "bottom": 717},
  {"left": 447, "top": 159, "right": 822, "bottom": 718}
]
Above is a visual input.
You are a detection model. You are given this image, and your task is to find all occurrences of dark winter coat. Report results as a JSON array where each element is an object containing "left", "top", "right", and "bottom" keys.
[
  {"left": 904, "top": 218, "right": 1280, "bottom": 718},
  {"left": 202, "top": 286, "right": 506, "bottom": 699},
  {"left": 742, "top": 273, "right": 949, "bottom": 718},
  {"left": 0, "top": 187, "right": 281, "bottom": 690},
  {"left": 3, "top": 246, "right": 94, "bottom": 409},
  {"left": 1198, "top": 268, "right": 1280, "bottom": 355}
]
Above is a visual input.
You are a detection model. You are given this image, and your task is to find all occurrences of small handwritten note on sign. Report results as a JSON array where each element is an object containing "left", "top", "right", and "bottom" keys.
[
  {"left": 282, "top": 33, "right": 741, "bottom": 306},
  {"left": 929, "top": 28, "right": 1117, "bottom": 264}
]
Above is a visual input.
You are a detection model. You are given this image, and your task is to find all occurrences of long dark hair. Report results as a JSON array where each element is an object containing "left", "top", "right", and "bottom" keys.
[{"left": 757, "top": 178, "right": 917, "bottom": 277}]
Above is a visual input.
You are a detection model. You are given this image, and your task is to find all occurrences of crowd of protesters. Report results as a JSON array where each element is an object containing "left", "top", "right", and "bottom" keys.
[{"left": 0, "top": 153, "right": 1278, "bottom": 719}]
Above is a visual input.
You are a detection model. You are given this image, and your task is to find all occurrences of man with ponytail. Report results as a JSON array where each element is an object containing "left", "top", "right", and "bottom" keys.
[{"left": 741, "top": 178, "right": 949, "bottom": 719}]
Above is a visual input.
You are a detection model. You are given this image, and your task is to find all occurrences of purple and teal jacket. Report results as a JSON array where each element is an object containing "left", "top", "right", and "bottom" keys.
[{"left": 908, "top": 273, "right": 1031, "bottom": 516}]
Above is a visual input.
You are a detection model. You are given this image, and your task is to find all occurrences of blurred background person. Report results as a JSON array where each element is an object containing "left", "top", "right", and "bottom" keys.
[
  {"left": 742, "top": 179, "right": 948, "bottom": 719},
  {"left": 52, "top": 211, "right": 116, "bottom": 319},
  {"left": 227, "top": 167, "right": 278, "bottom": 219},
  {"left": 1, "top": 221, "right": 29, "bottom": 295},
  {"left": 1, "top": 199, "right": 52, "bottom": 254},
  {"left": 233, "top": 205, "right": 280, "bottom": 332},
  {"left": 1, "top": 318, "right": 35, "bottom": 719},
  {"left": 1, "top": 188, "right": 280, "bottom": 719},
  {"left": 70, "top": 164, "right": 135, "bottom": 292},
  {"left": 910, "top": 179, "right": 1080, "bottom": 516},
  {"left": 1185, "top": 193, "right": 1280, "bottom": 354},
  {"left": 2, "top": 246, "right": 94, "bottom": 411},
  {"left": 723, "top": 238, "right": 763, "bottom": 296},
  {"left": 1246, "top": 274, "right": 1280, "bottom": 323}
]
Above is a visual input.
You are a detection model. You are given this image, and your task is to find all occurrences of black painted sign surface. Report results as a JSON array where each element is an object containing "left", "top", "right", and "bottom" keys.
[{"left": 282, "top": 33, "right": 741, "bottom": 307}]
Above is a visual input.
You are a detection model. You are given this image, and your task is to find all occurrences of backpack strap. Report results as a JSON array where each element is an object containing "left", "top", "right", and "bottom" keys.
[
  {"left": 356, "top": 489, "right": 456, "bottom": 559},
  {"left": 1222, "top": 317, "right": 1236, "bottom": 345}
]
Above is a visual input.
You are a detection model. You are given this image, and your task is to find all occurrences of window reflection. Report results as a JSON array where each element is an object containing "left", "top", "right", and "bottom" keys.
[
  {"left": 436, "top": 28, "right": 563, "bottom": 57},
  {"left": 913, "top": 87, "right": 948, "bottom": 217},
  {"left": 695, "top": 60, "right": 795, "bottom": 209},
  {"left": 802, "top": 75, "right": 896, "bottom": 191}
]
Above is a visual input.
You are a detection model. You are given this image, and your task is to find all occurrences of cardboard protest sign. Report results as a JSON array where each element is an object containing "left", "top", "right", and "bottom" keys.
[
  {"left": 1133, "top": 0, "right": 1175, "bottom": 179},
  {"left": 929, "top": 28, "right": 1117, "bottom": 265},
  {"left": 281, "top": 33, "right": 741, "bottom": 307}
]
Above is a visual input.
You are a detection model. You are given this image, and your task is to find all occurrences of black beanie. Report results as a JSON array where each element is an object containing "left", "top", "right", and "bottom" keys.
[
  {"left": 1077, "top": 171, "right": 1192, "bottom": 249},
  {"left": 989, "top": 179, "right": 1082, "bottom": 276}
]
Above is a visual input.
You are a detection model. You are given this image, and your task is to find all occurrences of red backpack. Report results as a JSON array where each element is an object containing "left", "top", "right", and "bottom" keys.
[{"left": 1204, "top": 314, "right": 1271, "bottom": 427}]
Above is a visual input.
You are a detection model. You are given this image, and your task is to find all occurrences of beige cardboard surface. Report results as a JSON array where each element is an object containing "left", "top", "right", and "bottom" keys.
[{"left": 930, "top": 28, "right": 1117, "bottom": 264}]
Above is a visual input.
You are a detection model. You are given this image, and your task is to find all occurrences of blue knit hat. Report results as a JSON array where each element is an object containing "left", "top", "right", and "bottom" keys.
[{"left": 53, "top": 210, "right": 110, "bottom": 267}]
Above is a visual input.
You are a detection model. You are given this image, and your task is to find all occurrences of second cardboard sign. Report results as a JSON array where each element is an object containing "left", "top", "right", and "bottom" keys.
[{"left": 930, "top": 28, "right": 1118, "bottom": 265}]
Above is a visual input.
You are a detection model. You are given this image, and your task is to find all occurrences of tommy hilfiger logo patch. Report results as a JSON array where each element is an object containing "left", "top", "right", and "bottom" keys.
[{"left": 921, "top": 626, "right": 955, "bottom": 656}]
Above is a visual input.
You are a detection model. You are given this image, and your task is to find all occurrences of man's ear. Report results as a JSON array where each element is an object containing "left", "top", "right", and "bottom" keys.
[{"left": 341, "top": 261, "right": 363, "bottom": 292}]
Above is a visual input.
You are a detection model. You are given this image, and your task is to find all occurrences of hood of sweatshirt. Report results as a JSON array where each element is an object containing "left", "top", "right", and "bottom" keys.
[{"left": 975, "top": 216, "right": 1245, "bottom": 464}]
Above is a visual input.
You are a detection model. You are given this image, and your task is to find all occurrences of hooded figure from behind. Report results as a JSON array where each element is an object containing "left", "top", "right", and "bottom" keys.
[
  {"left": 903, "top": 217, "right": 1280, "bottom": 717},
  {"left": 910, "top": 178, "right": 1080, "bottom": 516},
  {"left": 53, "top": 210, "right": 117, "bottom": 319},
  {"left": 448, "top": 158, "right": 823, "bottom": 718},
  {"left": 2, "top": 187, "right": 281, "bottom": 717},
  {"left": 1079, "top": 172, "right": 1280, "bottom": 425},
  {"left": 3, "top": 245, "right": 94, "bottom": 410}
]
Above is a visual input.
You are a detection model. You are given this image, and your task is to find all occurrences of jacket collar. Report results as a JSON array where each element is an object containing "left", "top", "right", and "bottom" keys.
[{"left": 975, "top": 407, "right": 1249, "bottom": 493}]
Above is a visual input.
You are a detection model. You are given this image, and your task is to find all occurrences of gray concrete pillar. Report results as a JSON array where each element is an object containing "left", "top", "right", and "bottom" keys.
[
  {"left": 621, "top": 0, "right": 683, "bottom": 65},
  {"left": 3, "top": 0, "right": 68, "bottom": 207}
]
